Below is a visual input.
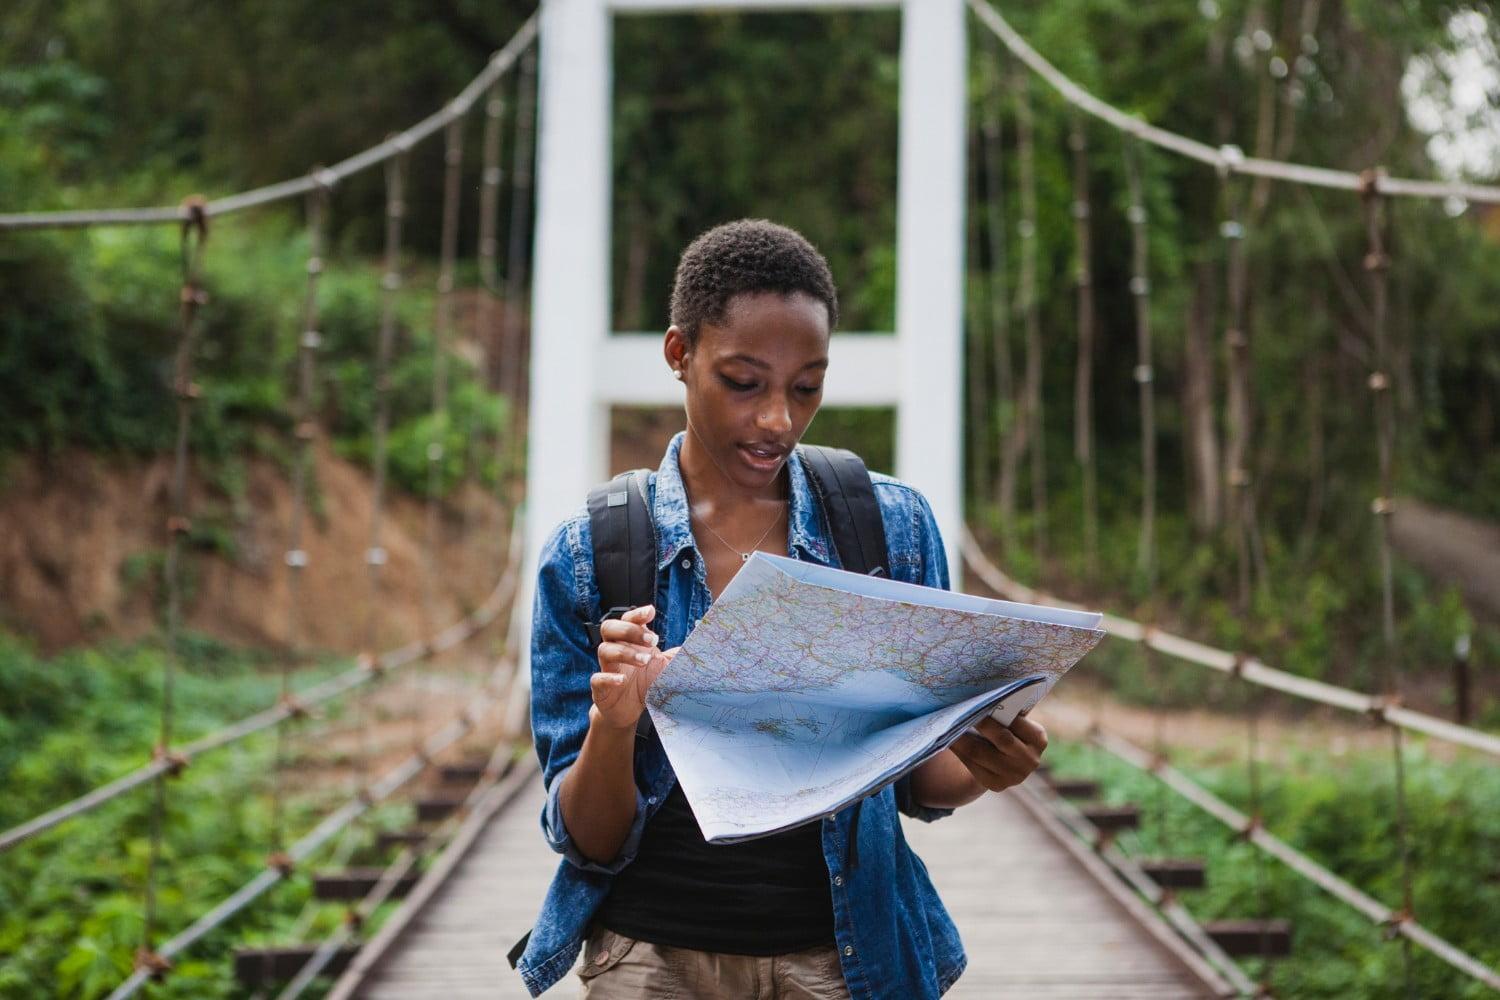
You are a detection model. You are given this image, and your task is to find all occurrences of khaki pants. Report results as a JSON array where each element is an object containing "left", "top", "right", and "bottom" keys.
[{"left": 578, "top": 926, "right": 853, "bottom": 1000}]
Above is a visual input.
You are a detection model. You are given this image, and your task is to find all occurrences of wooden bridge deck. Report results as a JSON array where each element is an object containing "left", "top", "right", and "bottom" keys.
[{"left": 354, "top": 776, "right": 1216, "bottom": 998}]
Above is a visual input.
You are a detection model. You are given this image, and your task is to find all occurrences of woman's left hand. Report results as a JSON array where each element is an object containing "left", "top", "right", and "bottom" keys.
[{"left": 948, "top": 714, "right": 1049, "bottom": 793}]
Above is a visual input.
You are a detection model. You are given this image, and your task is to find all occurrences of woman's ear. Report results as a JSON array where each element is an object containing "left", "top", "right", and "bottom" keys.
[{"left": 663, "top": 326, "right": 690, "bottom": 381}]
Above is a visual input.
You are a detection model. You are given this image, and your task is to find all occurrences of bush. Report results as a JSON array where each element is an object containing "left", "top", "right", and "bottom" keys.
[{"left": 1044, "top": 739, "right": 1500, "bottom": 998}]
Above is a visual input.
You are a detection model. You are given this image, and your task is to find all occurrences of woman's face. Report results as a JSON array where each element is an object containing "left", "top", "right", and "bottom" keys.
[{"left": 666, "top": 290, "right": 830, "bottom": 492}]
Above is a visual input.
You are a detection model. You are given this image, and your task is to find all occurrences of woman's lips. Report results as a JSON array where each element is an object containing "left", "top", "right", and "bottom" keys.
[{"left": 736, "top": 444, "right": 787, "bottom": 472}]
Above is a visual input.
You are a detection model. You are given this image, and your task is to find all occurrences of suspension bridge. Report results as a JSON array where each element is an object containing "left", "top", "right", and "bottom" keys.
[{"left": 3, "top": 1, "right": 1499, "bottom": 997}]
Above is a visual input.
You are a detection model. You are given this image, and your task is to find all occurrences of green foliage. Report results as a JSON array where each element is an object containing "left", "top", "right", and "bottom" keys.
[
  {"left": 1046, "top": 739, "right": 1500, "bottom": 998},
  {"left": 611, "top": 10, "right": 901, "bottom": 332},
  {"left": 0, "top": 209, "right": 514, "bottom": 501},
  {"left": 804, "top": 406, "right": 895, "bottom": 476},
  {"left": 0, "top": 59, "right": 109, "bottom": 180},
  {"left": 957, "top": 3, "right": 1500, "bottom": 717},
  {"left": 0, "top": 631, "right": 386, "bottom": 998},
  {"left": 1, "top": 2, "right": 1498, "bottom": 990}
]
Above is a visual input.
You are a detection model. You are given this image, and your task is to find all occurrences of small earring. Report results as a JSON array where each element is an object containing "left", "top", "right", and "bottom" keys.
[{"left": 673, "top": 369, "right": 684, "bottom": 381}]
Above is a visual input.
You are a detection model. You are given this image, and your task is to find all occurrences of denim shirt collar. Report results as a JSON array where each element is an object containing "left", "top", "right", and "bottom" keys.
[{"left": 652, "top": 431, "right": 831, "bottom": 570}]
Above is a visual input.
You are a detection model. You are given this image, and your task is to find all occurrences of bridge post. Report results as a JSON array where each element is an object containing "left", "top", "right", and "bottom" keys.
[
  {"left": 521, "top": 0, "right": 614, "bottom": 704},
  {"left": 520, "top": 0, "right": 968, "bottom": 695},
  {"left": 895, "top": 0, "right": 967, "bottom": 583}
]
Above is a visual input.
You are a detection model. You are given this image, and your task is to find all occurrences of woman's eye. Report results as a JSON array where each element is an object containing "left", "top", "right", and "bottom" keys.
[
  {"left": 720, "top": 375, "right": 757, "bottom": 392},
  {"left": 797, "top": 384, "right": 824, "bottom": 395}
]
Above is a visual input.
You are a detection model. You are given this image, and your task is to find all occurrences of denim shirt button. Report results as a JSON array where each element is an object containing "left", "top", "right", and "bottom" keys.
[
  {"left": 833, "top": 875, "right": 844, "bottom": 887},
  {"left": 680, "top": 558, "right": 691, "bottom": 569},
  {"left": 843, "top": 945, "right": 854, "bottom": 957},
  {"left": 648, "top": 795, "right": 657, "bottom": 805}
]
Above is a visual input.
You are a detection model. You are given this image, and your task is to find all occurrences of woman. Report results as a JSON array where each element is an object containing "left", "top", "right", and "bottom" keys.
[{"left": 513, "top": 220, "right": 1048, "bottom": 999}]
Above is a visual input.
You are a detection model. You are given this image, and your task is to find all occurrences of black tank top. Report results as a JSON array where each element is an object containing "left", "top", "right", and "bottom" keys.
[{"left": 595, "top": 783, "right": 835, "bottom": 955}]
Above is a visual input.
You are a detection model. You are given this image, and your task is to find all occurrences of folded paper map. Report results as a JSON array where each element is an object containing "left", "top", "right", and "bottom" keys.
[{"left": 645, "top": 552, "right": 1106, "bottom": 843}]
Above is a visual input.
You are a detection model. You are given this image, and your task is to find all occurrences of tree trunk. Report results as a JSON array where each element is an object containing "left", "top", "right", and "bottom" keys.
[
  {"left": 1185, "top": 262, "right": 1221, "bottom": 534},
  {"left": 1015, "top": 68, "right": 1047, "bottom": 561}
]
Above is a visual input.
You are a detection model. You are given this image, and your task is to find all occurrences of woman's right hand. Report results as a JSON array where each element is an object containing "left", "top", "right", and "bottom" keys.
[{"left": 590, "top": 605, "right": 678, "bottom": 733}]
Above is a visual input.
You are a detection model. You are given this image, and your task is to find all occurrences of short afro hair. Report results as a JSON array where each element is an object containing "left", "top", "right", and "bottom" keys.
[{"left": 669, "top": 219, "right": 839, "bottom": 344}]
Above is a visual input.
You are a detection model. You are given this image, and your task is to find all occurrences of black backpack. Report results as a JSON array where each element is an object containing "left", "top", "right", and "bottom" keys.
[
  {"left": 507, "top": 445, "right": 890, "bottom": 971},
  {"left": 583, "top": 443, "right": 889, "bottom": 652}
]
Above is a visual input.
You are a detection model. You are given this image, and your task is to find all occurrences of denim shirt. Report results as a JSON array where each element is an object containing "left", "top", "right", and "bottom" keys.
[{"left": 516, "top": 433, "right": 967, "bottom": 997}]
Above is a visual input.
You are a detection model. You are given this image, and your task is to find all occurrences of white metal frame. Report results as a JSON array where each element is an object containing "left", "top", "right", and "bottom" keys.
[{"left": 524, "top": 0, "right": 967, "bottom": 641}]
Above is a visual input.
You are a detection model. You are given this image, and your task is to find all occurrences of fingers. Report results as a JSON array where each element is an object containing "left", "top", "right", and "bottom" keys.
[
  {"left": 952, "top": 719, "right": 1045, "bottom": 793},
  {"left": 972, "top": 717, "right": 1022, "bottom": 748},
  {"left": 950, "top": 736, "right": 1023, "bottom": 791},
  {"left": 621, "top": 605, "right": 655, "bottom": 625},
  {"left": 590, "top": 671, "right": 629, "bottom": 710},
  {"left": 637, "top": 647, "right": 680, "bottom": 688},
  {"left": 970, "top": 716, "right": 1049, "bottom": 754},
  {"left": 599, "top": 616, "right": 659, "bottom": 648},
  {"left": 948, "top": 733, "right": 990, "bottom": 765},
  {"left": 1009, "top": 715, "right": 1049, "bottom": 752},
  {"left": 597, "top": 641, "right": 659, "bottom": 672}
]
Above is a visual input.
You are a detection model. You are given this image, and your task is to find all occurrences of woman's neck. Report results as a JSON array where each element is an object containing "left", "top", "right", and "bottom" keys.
[{"left": 678, "top": 426, "right": 787, "bottom": 513}]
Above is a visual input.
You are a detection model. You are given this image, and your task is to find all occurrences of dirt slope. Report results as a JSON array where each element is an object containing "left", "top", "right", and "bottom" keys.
[{"left": 0, "top": 442, "right": 511, "bottom": 655}]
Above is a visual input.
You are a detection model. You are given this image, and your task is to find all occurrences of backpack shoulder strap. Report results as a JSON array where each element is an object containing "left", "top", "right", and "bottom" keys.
[
  {"left": 797, "top": 444, "right": 888, "bottom": 578},
  {"left": 584, "top": 467, "right": 656, "bottom": 649}
]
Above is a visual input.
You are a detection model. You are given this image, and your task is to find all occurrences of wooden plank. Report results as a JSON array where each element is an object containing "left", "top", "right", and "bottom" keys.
[
  {"left": 1140, "top": 858, "right": 1209, "bottom": 890},
  {"left": 1048, "top": 777, "right": 1101, "bottom": 799},
  {"left": 415, "top": 794, "right": 467, "bottom": 822},
  {"left": 1205, "top": 919, "right": 1293, "bottom": 958},
  {"left": 233, "top": 945, "right": 358, "bottom": 987},
  {"left": 1078, "top": 802, "right": 1142, "bottom": 833},
  {"left": 377, "top": 828, "right": 431, "bottom": 851},
  {"left": 349, "top": 772, "right": 551, "bottom": 999},
  {"left": 313, "top": 867, "right": 419, "bottom": 901},
  {"left": 440, "top": 762, "right": 489, "bottom": 784},
  {"left": 359, "top": 773, "right": 1220, "bottom": 998},
  {"left": 903, "top": 791, "right": 1216, "bottom": 997}
]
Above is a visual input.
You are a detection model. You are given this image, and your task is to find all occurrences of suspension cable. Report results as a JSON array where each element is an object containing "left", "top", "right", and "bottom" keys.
[
  {"left": 960, "top": 530, "right": 1500, "bottom": 758},
  {"left": 1014, "top": 66, "right": 1048, "bottom": 563},
  {"left": 1360, "top": 171, "right": 1419, "bottom": 995},
  {"left": 1121, "top": 138, "right": 1156, "bottom": 590},
  {"left": 1219, "top": 163, "right": 1254, "bottom": 611},
  {"left": 362, "top": 149, "right": 408, "bottom": 698},
  {"left": 981, "top": 37, "right": 1018, "bottom": 553},
  {"left": 499, "top": 47, "right": 538, "bottom": 510},
  {"left": 1069, "top": 116, "right": 1099, "bottom": 580},
  {"left": 0, "top": 567, "right": 518, "bottom": 854},
  {"left": 422, "top": 118, "right": 466, "bottom": 642},
  {"left": 1118, "top": 134, "right": 1176, "bottom": 903},
  {"left": 466, "top": 79, "right": 507, "bottom": 564},
  {"left": 100, "top": 516, "right": 525, "bottom": 1000},
  {"left": 965, "top": 126, "right": 991, "bottom": 511},
  {"left": 0, "top": 18, "right": 539, "bottom": 233},
  {"left": 135, "top": 197, "right": 210, "bottom": 980},
  {"left": 966, "top": 0, "right": 1500, "bottom": 205},
  {"left": 269, "top": 180, "right": 331, "bottom": 871}
]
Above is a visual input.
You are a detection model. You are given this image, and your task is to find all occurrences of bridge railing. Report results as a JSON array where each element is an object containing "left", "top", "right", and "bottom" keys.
[
  {"left": 962, "top": 5, "right": 1499, "bottom": 991},
  {"left": 965, "top": 536, "right": 1500, "bottom": 992},
  {"left": 2, "top": 16, "right": 541, "bottom": 998},
  {"left": 963, "top": 534, "right": 1500, "bottom": 762},
  {"left": 0, "top": 19, "right": 538, "bottom": 232}
]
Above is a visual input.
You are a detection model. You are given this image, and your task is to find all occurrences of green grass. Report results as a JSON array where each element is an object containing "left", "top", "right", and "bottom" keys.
[
  {"left": 1043, "top": 737, "right": 1500, "bottom": 999},
  {"left": 0, "top": 631, "right": 414, "bottom": 999}
]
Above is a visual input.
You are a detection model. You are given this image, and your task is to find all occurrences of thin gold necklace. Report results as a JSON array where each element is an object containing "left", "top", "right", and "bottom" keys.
[
  {"left": 696, "top": 504, "right": 785, "bottom": 562},
  {"left": 684, "top": 416, "right": 788, "bottom": 562}
]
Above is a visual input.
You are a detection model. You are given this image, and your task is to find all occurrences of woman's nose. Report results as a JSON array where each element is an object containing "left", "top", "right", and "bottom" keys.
[{"left": 758, "top": 400, "right": 792, "bottom": 434}]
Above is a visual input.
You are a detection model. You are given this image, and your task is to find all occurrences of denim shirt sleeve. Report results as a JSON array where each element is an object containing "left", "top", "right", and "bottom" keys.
[
  {"left": 874, "top": 478, "right": 957, "bottom": 824},
  {"left": 530, "top": 513, "right": 650, "bottom": 873}
]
